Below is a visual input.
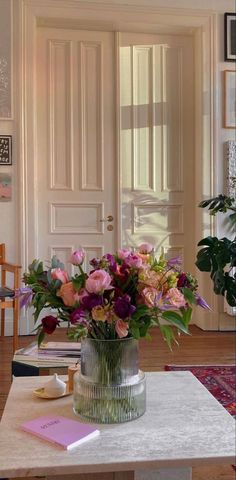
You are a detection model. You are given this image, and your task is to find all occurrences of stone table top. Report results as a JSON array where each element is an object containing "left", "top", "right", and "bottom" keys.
[{"left": 0, "top": 372, "right": 235, "bottom": 478}]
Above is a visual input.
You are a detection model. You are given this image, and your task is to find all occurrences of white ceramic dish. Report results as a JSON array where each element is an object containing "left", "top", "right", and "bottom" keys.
[{"left": 33, "top": 382, "right": 72, "bottom": 399}]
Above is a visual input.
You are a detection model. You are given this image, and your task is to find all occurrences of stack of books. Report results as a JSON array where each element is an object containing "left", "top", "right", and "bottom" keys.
[{"left": 14, "top": 341, "right": 81, "bottom": 368}]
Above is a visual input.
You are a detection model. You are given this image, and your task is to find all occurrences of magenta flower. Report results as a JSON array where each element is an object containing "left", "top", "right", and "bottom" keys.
[
  {"left": 177, "top": 273, "right": 189, "bottom": 288},
  {"left": 70, "top": 249, "right": 85, "bottom": 266},
  {"left": 85, "top": 269, "right": 113, "bottom": 294},
  {"left": 114, "top": 294, "right": 136, "bottom": 319},
  {"left": 70, "top": 307, "right": 88, "bottom": 326},
  {"left": 103, "top": 254, "right": 117, "bottom": 272}
]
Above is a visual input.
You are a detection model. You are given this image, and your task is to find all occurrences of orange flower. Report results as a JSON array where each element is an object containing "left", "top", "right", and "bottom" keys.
[{"left": 57, "top": 282, "right": 77, "bottom": 307}]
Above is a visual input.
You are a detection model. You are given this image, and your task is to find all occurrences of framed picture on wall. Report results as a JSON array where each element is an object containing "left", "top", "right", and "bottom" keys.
[
  {"left": 224, "top": 70, "right": 236, "bottom": 129},
  {"left": 224, "top": 13, "right": 236, "bottom": 61},
  {"left": 0, "top": 135, "right": 12, "bottom": 165}
]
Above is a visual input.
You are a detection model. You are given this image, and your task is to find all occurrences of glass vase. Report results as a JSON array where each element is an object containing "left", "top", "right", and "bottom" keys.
[{"left": 73, "top": 337, "right": 146, "bottom": 424}]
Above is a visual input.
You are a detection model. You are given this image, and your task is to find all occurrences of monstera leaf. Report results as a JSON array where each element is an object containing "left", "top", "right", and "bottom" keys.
[{"left": 196, "top": 195, "right": 236, "bottom": 307}]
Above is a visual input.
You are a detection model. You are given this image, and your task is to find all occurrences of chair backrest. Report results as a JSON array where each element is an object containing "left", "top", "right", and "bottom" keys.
[{"left": 0, "top": 243, "right": 6, "bottom": 265}]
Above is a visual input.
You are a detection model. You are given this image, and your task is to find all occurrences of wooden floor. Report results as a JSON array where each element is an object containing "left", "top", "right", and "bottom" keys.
[{"left": 0, "top": 325, "right": 235, "bottom": 480}]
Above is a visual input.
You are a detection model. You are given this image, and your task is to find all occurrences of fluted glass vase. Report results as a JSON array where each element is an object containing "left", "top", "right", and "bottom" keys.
[{"left": 73, "top": 337, "right": 146, "bottom": 424}]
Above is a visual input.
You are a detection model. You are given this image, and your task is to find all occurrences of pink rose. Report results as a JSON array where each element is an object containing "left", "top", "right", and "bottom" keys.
[
  {"left": 117, "top": 248, "right": 132, "bottom": 260},
  {"left": 57, "top": 282, "right": 77, "bottom": 306},
  {"left": 165, "top": 288, "right": 186, "bottom": 308},
  {"left": 51, "top": 268, "right": 69, "bottom": 284},
  {"left": 115, "top": 319, "right": 129, "bottom": 338},
  {"left": 138, "top": 243, "right": 153, "bottom": 254},
  {"left": 70, "top": 249, "right": 85, "bottom": 266},
  {"left": 126, "top": 253, "right": 142, "bottom": 269},
  {"left": 142, "top": 286, "right": 161, "bottom": 308},
  {"left": 85, "top": 269, "right": 113, "bottom": 294}
]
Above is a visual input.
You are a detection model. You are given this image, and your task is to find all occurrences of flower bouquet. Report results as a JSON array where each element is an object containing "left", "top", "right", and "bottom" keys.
[
  {"left": 18, "top": 244, "right": 209, "bottom": 423},
  {"left": 19, "top": 243, "right": 208, "bottom": 347}
]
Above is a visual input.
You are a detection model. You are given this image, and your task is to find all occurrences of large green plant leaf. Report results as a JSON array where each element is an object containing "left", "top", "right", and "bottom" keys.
[{"left": 196, "top": 195, "right": 236, "bottom": 307}]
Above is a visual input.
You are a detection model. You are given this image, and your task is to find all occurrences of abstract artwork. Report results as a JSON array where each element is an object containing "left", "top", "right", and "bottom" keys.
[
  {"left": 0, "top": 173, "right": 12, "bottom": 201},
  {"left": 0, "top": 135, "right": 12, "bottom": 165}
]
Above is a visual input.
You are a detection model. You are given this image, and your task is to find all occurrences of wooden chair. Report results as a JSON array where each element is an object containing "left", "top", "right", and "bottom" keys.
[{"left": 0, "top": 243, "right": 21, "bottom": 351}]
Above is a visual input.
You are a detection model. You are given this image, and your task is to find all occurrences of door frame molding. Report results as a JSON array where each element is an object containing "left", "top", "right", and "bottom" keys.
[{"left": 15, "top": 0, "right": 218, "bottom": 331}]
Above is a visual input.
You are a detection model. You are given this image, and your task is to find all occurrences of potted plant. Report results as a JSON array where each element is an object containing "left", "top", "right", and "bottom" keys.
[{"left": 195, "top": 194, "right": 236, "bottom": 307}]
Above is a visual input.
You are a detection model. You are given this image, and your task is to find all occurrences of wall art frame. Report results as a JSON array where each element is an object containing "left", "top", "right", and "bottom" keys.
[
  {"left": 224, "top": 70, "right": 236, "bottom": 129},
  {"left": 0, "top": 135, "right": 12, "bottom": 165},
  {"left": 224, "top": 12, "right": 236, "bottom": 62}
]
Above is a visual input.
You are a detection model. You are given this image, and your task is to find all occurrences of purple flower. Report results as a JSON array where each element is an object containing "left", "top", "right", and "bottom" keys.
[
  {"left": 114, "top": 294, "right": 136, "bottom": 319},
  {"left": 195, "top": 294, "right": 211, "bottom": 310},
  {"left": 70, "top": 249, "right": 85, "bottom": 266},
  {"left": 70, "top": 307, "right": 88, "bottom": 326},
  {"left": 89, "top": 258, "right": 100, "bottom": 269},
  {"left": 82, "top": 293, "right": 103, "bottom": 310},
  {"left": 103, "top": 254, "right": 117, "bottom": 272},
  {"left": 126, "top": 253, "right": 142, "bottom": 269},
  {"left": 167, "top": 256, "right": 182, "bottom": 268},
  {"left": 14, "top": 287, "right": 33, "bottom": 309}
]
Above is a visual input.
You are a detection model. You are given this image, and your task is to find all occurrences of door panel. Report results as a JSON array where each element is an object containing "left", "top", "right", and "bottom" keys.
[
  {"left": 120, "top": 32, "right": 195, "bottom": 272},
  {"left": 36, "top": 28, "right": 116, "bottom": 272}
]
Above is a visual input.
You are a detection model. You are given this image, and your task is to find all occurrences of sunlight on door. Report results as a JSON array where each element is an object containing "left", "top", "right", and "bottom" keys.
[{"left": 120, "top": 32, "right": 195, "bottom": 273}]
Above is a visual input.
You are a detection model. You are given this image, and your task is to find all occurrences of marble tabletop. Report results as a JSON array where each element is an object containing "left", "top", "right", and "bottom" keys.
[{"left": 0, "top": 371, "right": 235, "bottom": 478}]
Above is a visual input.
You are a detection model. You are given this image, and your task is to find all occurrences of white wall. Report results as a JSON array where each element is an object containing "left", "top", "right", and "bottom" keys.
[{"left": 0, "top": 0, "right": 235, "bottom": 332}]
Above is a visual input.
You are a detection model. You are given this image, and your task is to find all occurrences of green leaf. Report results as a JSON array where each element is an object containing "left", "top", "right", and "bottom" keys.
[
  {"left": 159, "top": 325, "right": 177, "bottom": 349},
  {"left": 129, "top": 324, "right": 140, "bottom": 339},
  {"left": 182, "top": 288, "right": 197, "bottom": 305},
  {"left": 37, "top": 329, "right": 45, "bottom": 347},
  {"left": 212, "top": 270, "right": 226, "bottom": 295},
  {"left": 181, "top": 307, "right": 193, "bottom": 326},
  {"left": 161, "top": 311, "right": 189, "bottom": 334},
  {"left": 195, "top": 250, "right": 212, "bottom": 272},
  {"left": 131, "top": 305, "right": 150, "bottom": 321},
  {"left": 72, "top": 276, "right": 85, "bottom": 291},
  {"left": 197, "top": 236, "right": 217, "bottom": 247}
]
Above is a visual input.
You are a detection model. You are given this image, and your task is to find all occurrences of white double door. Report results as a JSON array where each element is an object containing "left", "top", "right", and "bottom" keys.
[{"left": 36, "top": 27, "right": 194, "bottom": 274}]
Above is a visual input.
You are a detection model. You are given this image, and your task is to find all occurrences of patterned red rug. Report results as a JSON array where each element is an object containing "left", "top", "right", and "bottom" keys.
[{"left": 165, "top": 365, "right": 236, "bottom": 417}]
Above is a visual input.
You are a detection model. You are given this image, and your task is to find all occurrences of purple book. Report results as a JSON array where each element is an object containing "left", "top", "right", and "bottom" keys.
[{"left": 21, "top": 415, "right": 100, "bottom": 450}]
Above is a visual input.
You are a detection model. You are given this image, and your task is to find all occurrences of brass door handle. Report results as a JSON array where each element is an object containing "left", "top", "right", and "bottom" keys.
[{"left": 100, "top": 215, "right": 113, "bottom": 222}]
